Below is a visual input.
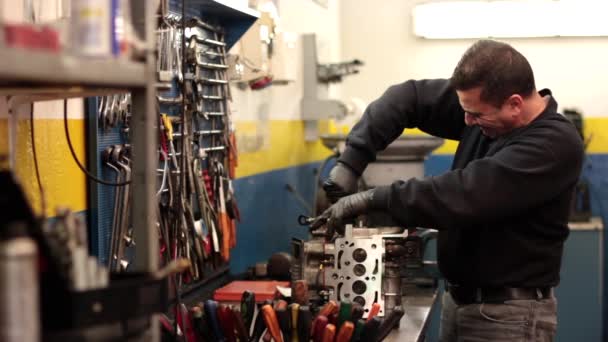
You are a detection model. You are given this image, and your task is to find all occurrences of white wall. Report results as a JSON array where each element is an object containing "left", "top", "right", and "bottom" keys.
[
  {"left": 339, "top": 0, "right": 608, "bottom": 117},
  {"left": 230, "top": 0, "right": 342, "bottom": 121}
]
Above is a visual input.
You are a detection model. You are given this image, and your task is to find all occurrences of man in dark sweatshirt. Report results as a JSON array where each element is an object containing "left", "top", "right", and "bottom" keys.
[{"left": 313, "top": 40, "right": 584, "bottom": 341}]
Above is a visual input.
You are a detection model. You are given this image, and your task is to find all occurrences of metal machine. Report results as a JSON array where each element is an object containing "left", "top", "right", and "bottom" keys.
[
  {"left": 292, "top": 225, "right": 408, "bottom": 318},
  {"left": 292, "top": 134, "right": 444, "bottom": 317}
]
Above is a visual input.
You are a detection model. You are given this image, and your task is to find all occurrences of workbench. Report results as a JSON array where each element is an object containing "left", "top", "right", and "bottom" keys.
[{"left": 385, "top": 286, "right": 439, "bottom": 341}]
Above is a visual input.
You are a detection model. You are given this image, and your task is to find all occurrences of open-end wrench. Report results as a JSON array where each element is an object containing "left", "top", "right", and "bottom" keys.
[
  {"left": 103, "top": 146, "right": 122, "bottom": 267},
  {"left": 109, "top": 146, "right": 131, "bottom": 272},
  {"left": 108, "top": 145, "right": 125, "bottom": 270},
  {"left": 157, "top": 94, "right": 183, "bottom": 105},
  {"left": 98, "top": 96, "right": 106, "bottom": 129},
  {"left": 110, "top": 94, "right": 120, "bottom": 127},
  {"left": 174, "top": 30, "right": 184, "bottom": 83},
  {"left": 102, "top": 96, "right": 113, "bottom": 131},
  {"left": 118, "top": 94, "right": 130, "bottom": 122}
]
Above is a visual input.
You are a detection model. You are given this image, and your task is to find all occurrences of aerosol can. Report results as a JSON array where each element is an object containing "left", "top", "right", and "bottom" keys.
[{"left": 0, "top": 230, "right": 39, "bottom": 342}]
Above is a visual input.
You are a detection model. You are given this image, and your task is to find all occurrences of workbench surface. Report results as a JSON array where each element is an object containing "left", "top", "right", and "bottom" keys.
[{"left": 385, "top": 286, "right": 439, "bottom": 342}]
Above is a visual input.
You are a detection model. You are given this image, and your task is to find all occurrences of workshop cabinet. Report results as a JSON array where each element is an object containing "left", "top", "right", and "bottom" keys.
[{"left": 422, "top": 220, "right": 604, "bottom": 342}]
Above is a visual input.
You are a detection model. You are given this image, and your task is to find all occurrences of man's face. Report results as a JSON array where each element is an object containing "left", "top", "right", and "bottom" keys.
[{"left": 456, "top": 87, "right": 520, "bottom": 138}]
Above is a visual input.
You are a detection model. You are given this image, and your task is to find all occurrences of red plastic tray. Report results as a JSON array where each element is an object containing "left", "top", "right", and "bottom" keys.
[{"left": 213, "top": 280, "right": 289, "bottom": 302}]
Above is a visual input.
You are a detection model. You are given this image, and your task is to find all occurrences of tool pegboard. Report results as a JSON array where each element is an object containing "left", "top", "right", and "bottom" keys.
[{"left": 87, "top": 4, "right": 246, "bottom": 294}]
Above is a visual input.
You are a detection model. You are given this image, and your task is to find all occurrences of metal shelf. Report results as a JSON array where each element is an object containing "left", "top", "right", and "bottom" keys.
[
  {"left": 0, "top": 48, "right": 146, "bottom": 89},
  {"left": 0, "top": 87, "right": 131, "bottom": 104}
]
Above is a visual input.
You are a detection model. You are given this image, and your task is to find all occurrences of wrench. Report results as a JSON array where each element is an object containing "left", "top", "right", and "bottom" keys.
[
  {"left": 114, "top": 150, "right": 132, "bottom": 272},
  {"left": 103, "top": 146, "right": 122, "bottom": 267}
]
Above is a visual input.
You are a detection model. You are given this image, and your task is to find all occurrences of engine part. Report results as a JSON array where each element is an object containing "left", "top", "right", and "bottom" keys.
[
  {"left": 267, "top": 252, "right": 293, "bottom": 280},
  {"left": 292, "top": 225, "right": 407, "bottom": 318}
]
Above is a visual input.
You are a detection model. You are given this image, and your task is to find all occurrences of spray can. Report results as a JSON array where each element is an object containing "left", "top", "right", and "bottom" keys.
[
  {"left": 0, "top": 235, "right": 40, "bottom": 342},
  {"left": 70, "top": 0, "right": 112, "bottom": 56}
]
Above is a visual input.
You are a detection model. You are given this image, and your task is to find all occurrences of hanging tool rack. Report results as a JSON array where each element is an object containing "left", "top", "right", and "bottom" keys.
[
  {"left": 88, "top": 0, "right": 259, "bottom": 299},
  {"left": 1, "top": 1, "right": 160, "bottom": 339}
]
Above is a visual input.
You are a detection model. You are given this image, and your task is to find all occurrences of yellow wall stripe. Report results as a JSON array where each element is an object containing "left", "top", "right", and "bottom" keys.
[
  {"left": 0, "top": 118, "right": 87, "bottom": 217},
  {"left": 2, "top": 115, "right": 604, "bottom": 213},
  {"left": 235, "top": 120, "right": 333, "bottom": 178},
  {"left": 235, "top": 117, "right": 608, "bottom": 178}
]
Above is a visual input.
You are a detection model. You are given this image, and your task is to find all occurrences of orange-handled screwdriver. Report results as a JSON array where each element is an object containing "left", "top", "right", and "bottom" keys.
[
  {"left": 321, "top": 324, "right": 336, "bottom": 342},
  {"left": 367, "top": 303, "right": 381, "bottom": 322},
  {"left": 262, "top": 304, "right": 284, "bottom": 342},
  {"left": 336, "top": 321, "right": 354, "bottom": 342},
  {"left": 319, "top": 300, "right": 338, "bottom": 317}
]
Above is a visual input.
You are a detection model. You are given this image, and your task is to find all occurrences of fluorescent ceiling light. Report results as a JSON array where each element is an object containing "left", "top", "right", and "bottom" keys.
[{"left": 412, "top": 0, "right": 608, "bottom": 39}]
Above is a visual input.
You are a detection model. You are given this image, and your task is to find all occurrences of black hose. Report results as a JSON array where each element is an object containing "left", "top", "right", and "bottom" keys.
[
  {"left": 30, "top": 103, "right": 47, "bottom": 216},
  {"left": 63, "top": 99, "right": 130, "bottom": 186}
]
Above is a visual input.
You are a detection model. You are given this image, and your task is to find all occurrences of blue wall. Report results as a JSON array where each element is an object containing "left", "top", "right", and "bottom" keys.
[{"left": 230, "top": 162, "right": 321, "bottom": 273}]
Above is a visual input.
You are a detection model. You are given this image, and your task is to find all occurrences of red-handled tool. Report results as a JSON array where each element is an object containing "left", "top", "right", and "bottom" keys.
[
  {"left": 311, "top": 315, "right": 328, "bottom": 342},
  {"left": 366, "top": 302, "right": 381, "bottom": 322},
  {"left": 319, "top": 300, "right": 338, "bottom": 317},
  {"left": 336, "top": 321, "right": 354, "bottom": 342},
  {"left": 218, "top": 304, "right": 237, "bottom": 342},
  {"left": 321, "top": 324, "right": 336, "bottom": 342}
]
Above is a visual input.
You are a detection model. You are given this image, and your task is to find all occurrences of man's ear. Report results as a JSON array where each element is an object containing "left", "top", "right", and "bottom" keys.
[{"left": 507, "top": 94, "right": 524, "bottom": 111}]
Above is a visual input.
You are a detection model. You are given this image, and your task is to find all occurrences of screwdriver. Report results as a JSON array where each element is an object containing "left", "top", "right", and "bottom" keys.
[
  {"left": 276, "top": 307, "right": 291, "bottom": 341},
  {"left": 297, "top": 305, "right": 312, "bottom": 342},
  {"left": 178, "top": 303, "right": 196, "bottom": 342},
  {"left": 376, "top": 306, "right": 405, "bottom": 341},
  {"left": 366, "top": 303, "right": 381, "bottom": 322},
  {"left": 353, "top": 319, "right": 365, "bottom": 342},
  {"left": 321, "top": 323, "right": 336, "bottom": 342},
  {"left": 204, "top": 299, "right": 226, "bottom": 342},
  {"left": 261, "top": 304, "right": 284, "bottom": 342},
  {"left": 311, "top": 315, "right": 328, "bottom": 342},
  {"left": 250, "top": 316, "right": 265, "bottom": 341},
  {"left": 191, "top": 305, "right": 213, "bottom": 342},
  {"left": 289, "top": 303, "right": 300, "bottom": 342},
  {"left": 351, "top": 303, "right": 364, "bottom": 323},
  {"left": 328, "top": 312, "right": 338, "bottom": 326},
  {"left": 275, "top": 299, "right": 288, "bottom": 310},
  {"left": 336, "top": 321, "right": 355, "bottom": 342},
  {"left": 232, "top": 306, "right": 250, "bottom": 341},
  {"left": 337, "top": 300, "right": 352, "bottom": 330},
  {"left": 359, "top": 316, "right": 381, "bottom": 342},
  {"left": 241, "top": 290, "right": 256, "bottom": 330},
  {"left": 292, "top": 280, "right": 309, "bottom": 305},
  {"left": 218, "top": 304, "right": 237, "bottom": 342},
  {"left": 319, "top": 300, "right": 338, "bottom": 317},
  {"left": 250, "top": 307, "right": 267, "bottom": 342}
]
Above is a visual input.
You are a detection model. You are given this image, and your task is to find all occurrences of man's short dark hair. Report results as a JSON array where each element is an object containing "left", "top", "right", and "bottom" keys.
[{"left": 450, "top": 40, "right": 536, "bottom": 108}]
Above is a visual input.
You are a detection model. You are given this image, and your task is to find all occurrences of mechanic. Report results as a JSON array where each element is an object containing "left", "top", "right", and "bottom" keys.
[{"left": 314, "top": 39, "right": 584, "bottom": 341}]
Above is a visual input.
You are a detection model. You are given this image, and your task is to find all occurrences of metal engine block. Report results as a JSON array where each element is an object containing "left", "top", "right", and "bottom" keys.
[{"left": 292, "top": 225, "right": 409, "bottom": 318}]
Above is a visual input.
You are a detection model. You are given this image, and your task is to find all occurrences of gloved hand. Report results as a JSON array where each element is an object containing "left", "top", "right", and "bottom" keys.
[
  {"left": 323, "top": 162, "right": 359, "bottom": 203},
  {"left": 311, "top": 189, "right": 375, "bottom": 237}
]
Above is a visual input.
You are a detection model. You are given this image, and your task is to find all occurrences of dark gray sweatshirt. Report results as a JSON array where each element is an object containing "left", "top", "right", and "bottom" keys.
[{"left": 339, "top": 78, "right": 584, "bottom": 287}]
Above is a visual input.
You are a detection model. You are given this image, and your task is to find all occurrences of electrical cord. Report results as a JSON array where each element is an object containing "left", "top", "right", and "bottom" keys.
[
  {"left": 63, "top": 99, "right": 131, "bottom": 186},
  {"left": 30, "top": 103, "right": 47, "bottom": 217}
]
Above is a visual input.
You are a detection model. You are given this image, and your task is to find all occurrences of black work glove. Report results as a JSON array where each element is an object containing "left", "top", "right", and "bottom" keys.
[
  {"left": 323, "top": 162, "right": 359, "bottom": 203},
  {"left": 311, "top": 189, "right": 375, "bottom": 236}
]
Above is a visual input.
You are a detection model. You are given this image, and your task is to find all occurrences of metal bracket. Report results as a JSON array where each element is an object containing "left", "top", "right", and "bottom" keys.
[{"left": 300, "top": 34, "right": 352, "bottom": 141}]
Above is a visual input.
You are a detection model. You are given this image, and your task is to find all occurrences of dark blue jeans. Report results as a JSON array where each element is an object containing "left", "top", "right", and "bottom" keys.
[{"left": 439, "top": 291, "right": 558, "bottom": 342}]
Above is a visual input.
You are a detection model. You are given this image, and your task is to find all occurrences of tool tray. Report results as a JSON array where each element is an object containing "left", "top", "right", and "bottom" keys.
[{"left": 41, "top": 272, "right": 168, "bottom": 331}]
